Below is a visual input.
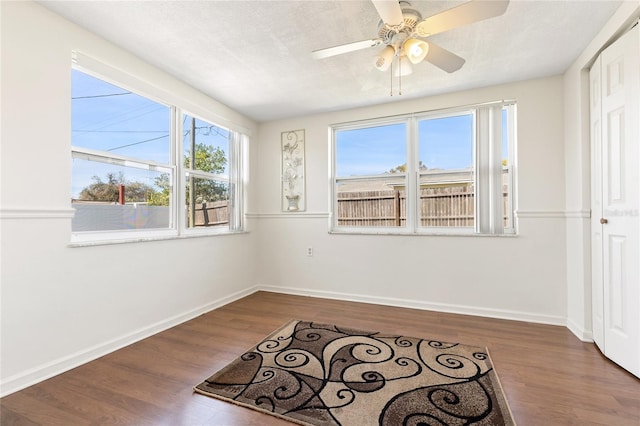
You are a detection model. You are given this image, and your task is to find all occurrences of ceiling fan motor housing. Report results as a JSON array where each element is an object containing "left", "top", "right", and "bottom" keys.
[{"left": 377, "top": 4, "right": 422, "bottom": 47}]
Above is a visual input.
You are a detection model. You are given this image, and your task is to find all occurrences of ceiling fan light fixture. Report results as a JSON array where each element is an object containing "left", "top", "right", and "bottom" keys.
[
  {"left": 404, "top": 38, "right": 429, "bottom": 64},
  {"left": 374, "top": 45, "right": 395, "bottom": 71}
]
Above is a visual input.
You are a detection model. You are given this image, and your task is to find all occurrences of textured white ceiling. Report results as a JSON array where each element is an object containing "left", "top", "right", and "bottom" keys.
[{"left": 41, "top": 0, "right": 622, "bottom": 122}]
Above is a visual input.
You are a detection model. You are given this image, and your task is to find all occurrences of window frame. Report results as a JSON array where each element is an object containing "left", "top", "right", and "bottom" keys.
[
  {"left": 70, "top": 54, "right": 245, "bottom": 244},
  {"left": 330, "top": 101, "right": 516, "bottom": 236},
  {"left": 178, "top": 110, "right": 241, "bottom": 236}
]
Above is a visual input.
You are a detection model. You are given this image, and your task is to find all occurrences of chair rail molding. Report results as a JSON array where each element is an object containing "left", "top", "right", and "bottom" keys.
[
  {"left": 516, "top": 210, "right": 590, "bottom": 219},
  {"left": 0, "top": 208, "right": 76, "bottom": 220}
]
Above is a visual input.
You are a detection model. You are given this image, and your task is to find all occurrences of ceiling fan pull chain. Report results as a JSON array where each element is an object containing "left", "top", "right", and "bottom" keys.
[
  {"left": 399, "top": 59, "right": 402, "bottom": 96},
  {"left": 390, "top": 60, "right": 393, "bottom": 96}
]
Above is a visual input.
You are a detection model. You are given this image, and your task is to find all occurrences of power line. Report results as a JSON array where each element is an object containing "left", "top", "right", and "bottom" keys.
[
  {"left": 93, "top": 105, "right": 166, "bottom": 132},
  {"left": 72, "top": 92, "right": 132, "bottom": 99},
  {"left": 74, "top": 103, "right": 165, "bottom": 132},
  {"left": 106, "top": 134, "right": 169, "bottom": 152},
  {"left": 86, "top": 126, "right": 216, "bottom": 153},
  {"left": 81, "top": 125, "right": 224, "bottom": 153},
  {"left": 183, "top": 125, "right": 227, "bottom": 143},
  {"left": 73, "top": 130, "right": 169, "bottom": 133},
  {"left": 75, "top": 126, "right": 213, "bottom": 134}
]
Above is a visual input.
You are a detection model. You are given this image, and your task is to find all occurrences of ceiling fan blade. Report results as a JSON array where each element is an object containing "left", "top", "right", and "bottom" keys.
[
  {"left": 415, "top": 0, "right": 509, "bottom": 37},
  {"left": 424, "top": 42, "right": 466, "bottom": 73},
  {"left": 371, "top": 0, "right": 404, "bottom": 26},
  {"left": 312, "top": 39, "right": 382, "bottom": 59}
]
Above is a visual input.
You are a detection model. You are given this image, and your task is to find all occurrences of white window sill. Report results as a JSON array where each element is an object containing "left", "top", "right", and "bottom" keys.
[
  {"left": 69, "top": 230, "right": 248, "bottom": 247},
  {"left": 329, "top": 229, "right": 517, "bottom": 237}
]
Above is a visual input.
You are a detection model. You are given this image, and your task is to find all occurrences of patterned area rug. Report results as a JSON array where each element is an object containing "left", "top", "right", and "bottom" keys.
[{"left": 194, "top": 320, "right": 515, "bottom": 425}]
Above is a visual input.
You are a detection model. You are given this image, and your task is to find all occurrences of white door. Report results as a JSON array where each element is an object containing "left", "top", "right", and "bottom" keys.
[
  {"left": 592, "top": 23, "right": 640, "bottom": 378},
  {"left": 590, "top": 54, "right": 604, "bottom": 350}
]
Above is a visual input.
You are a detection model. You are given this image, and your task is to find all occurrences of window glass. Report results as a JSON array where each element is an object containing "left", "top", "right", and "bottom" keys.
[
  {"left": 182, "top": 114, "right": 231, "bottom": 229},
  {"left": 185, "top": 175, "right": 229, "bottom": 228},
  {"left": 71, "top": 69, "right": 170, "bottom": 163},
  {"left": 71, "top": 70, "right": 173, "bottom": 233},
  {"left": 183, "top": 115, "right": 229, "bottom": 175},
  {"left": 336, "top": 123, "right": 406, "bottom": 177},
  {"left": 335, "top": 123, "right": 407, "bottom": 227},
  {"left": 418, "top": 113, "right": 474, "bottom": 228},
  {"left": 71, "top": 158, "right": 172, "bottom": 231}
]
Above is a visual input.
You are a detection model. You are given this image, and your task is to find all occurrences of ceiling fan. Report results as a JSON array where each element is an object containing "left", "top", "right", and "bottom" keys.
[{"left": 312, "top": 0, "right": 509, "bottom": 79}]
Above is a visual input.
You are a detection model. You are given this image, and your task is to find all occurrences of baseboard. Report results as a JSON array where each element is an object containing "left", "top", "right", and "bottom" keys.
[
  {"left": 1, "top": 284, "right": 576, "bottom": 397},
  {"left": 566, "top": 319, "right": 594, "bottom": 342},
  {"left": 256, "top": 285, "right": 567, "bottom": 327},
  {"left": 0, "top": 286, "right": 256, "bottom": 398}
]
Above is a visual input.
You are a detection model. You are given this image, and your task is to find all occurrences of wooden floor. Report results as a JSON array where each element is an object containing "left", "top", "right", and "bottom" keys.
[{"left": 2, "top": 291, "right": 639, "bottom": 425}]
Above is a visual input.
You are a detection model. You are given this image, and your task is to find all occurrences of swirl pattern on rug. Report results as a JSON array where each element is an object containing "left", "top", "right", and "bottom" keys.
[{"left": 194, "top": 320, "right": 514, "bottom": 425}]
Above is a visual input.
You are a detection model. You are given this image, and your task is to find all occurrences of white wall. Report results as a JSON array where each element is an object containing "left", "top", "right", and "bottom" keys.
[
  {"left": 254, "top": 76, "right": 568, "bottom": 325},
  {"left": 0, "top": 1, "right": 259, "bottom": 396},
  {"left": 563, "top": 2, "right": 640, "bottom": 341}
]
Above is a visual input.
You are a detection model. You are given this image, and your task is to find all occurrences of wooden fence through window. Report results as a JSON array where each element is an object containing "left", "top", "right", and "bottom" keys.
[
  {"left": 188, "top": 185, "right": 509, "bottom": 228},
  {"left": 337, "top": 185, "right": 509, "bottom": 227},
  {"left": 191, "top": 200, "right": 230, "bottom": 227}
]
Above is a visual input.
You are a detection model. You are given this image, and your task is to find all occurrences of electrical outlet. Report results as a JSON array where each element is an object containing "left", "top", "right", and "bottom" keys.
[{"left": 306, "top": 246, "right": 313, "bottom": 257}]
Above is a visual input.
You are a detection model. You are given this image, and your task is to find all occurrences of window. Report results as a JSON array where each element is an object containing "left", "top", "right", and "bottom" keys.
[
  {"left": 331, "top": 102, "right": 516, "bottom": 235},
  {"left": 182, "top": 114, "right": 238, "bottom": 230},
  {"left": 71, "top": 61, "right": 245, "bottom": 243},
  {"left": 418, "top": 112, "right": 474, "bottom": 229}
]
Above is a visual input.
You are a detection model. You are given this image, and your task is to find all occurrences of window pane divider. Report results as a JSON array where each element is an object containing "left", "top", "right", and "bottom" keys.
[
  {"left": 489, "top": 105, "right": 504, "bottom": 234},
  {"left": 407, "top": 117, "right": 418, "bottom": 233},
  {"left": 71, "top": 146, "right": 172, "bottom": 171},
  {"left": 335, "top": 174, "right": 407, "bottom": 183},
  {"left": 184, "top": 169, "right": 229, "bottom": 182}
]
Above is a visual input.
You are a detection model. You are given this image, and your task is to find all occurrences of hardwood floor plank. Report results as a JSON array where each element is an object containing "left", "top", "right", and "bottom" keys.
[
  {"left": 0, "top": 407, "right": 41, "bottom": 426},
  {"left": 0, "top": 393, "right": 90, "bottom": 425},
  {"left": 2, "top": 291, "right": 639, "bottom": 425}
]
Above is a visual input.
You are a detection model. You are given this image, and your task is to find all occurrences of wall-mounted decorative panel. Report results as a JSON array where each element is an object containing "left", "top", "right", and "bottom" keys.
[{"left": 281, "top": 129, "right": 305, "bottom": 211}]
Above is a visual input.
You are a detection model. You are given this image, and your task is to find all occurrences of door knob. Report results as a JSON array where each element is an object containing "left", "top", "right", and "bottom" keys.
[{"left": 600, "top": 218, "right": 608, "bottom": 224}]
